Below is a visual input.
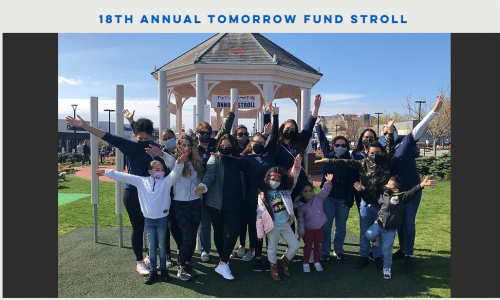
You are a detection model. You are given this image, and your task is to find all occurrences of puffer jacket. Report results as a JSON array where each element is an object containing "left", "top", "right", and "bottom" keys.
[
  {"left": 297, "top": 182, "right": 332, "bottom": 238},
  {"left": 256, "top": 166, "right": 300, "bottom": 239}
]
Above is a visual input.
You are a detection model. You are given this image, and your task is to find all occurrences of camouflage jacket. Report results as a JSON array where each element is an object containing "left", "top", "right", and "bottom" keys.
[{"left": 327, "top": 132, "right": 395, "bottom": 205}]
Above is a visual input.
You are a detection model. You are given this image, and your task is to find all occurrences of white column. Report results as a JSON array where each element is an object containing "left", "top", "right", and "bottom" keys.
[
  {"left": 300, "top": 88, "right": 311, "bottom": 173},
  {"left": 158, "top": 71, "right": 168, "bottom": 133},
  {"left": 193, "top": 105, "right": 197, "bottom": 133},
  {"left": 230, "top": 88, "right": 239, "bottom": 134},
  {"left": 174, "top": 94, "right": 183, "bottom": 137},
  {"left": 196, "top": 74, "right": 205, "bottom": 125},
  {"left": 115, "top": 85, "right": 124, "bottom": 247},
  {"left": 90, "top": 96, "right": 99, "bottom": 243},
  {"left": 296, "top": 97, "right": 302, "bottom": 129}
]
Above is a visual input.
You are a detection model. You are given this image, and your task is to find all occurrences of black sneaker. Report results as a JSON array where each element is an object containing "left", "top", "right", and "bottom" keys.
[
  {"left": 253, "top": 258, "right": 264, "bottom": 272},
  {"left": 144, "top": 271, "right": 158, "bottom": 285},
  {"left": 263, "top": 258, "right": 271, "bottom": 271},
  {"left": 184, "top": 264, "right": 198, "bottom": 278},
  {"left": 335, "top": 253, "right": 346, "bottom": 260},
  {"left": 160, "top": 269, "right": 171, "bottom": 282},
  {"left": 374, "top": 257, "right": 383, "bottom": 270},
  {"left": 404, "top": 256, "right": 414, "bottom": 272},
  {"left": 393, "top": 249, "right": 405, "bottom": 260},
  {"left": 357, "top": 257, "right": 369, "bottom": 269},
  {"left": 320, "top": 255, "right": 330, "bottom": 261}
]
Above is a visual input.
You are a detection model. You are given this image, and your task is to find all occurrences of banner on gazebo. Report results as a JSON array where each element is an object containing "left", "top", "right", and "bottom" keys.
[{"left": 211, "top": 95, "right": 259, "bottom": 109}]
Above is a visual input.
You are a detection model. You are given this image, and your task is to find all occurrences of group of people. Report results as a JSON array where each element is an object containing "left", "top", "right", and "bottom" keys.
[{"left": 65, "top": 92, "right": 446, "bottom": 284}]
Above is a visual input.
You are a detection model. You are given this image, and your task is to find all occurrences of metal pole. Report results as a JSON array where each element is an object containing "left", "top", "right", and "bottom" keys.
[
  {"left": 415, "top": 101, "right": 426, "bottom": 122},
  {"left": 374, "top": 112, "right": 383, "bottom": 136},
  {"left": 71, "top": 104, "right": 78, "bottom": 152},
  {"left": 116, "top": 85, "right": 124, "bottom": 248},
  {"left": 90, "top": 97, "right": 99, "bottom": 243}
]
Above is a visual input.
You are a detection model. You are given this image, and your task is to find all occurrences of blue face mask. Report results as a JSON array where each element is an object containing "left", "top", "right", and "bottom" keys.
[
  {"left": 379, "top": 132, "right": 398, "bottom": 146},
  {"left": 199, "top": 134, "right": 211, "bottom": 143},
  {"left": 164, "top": 138, "right": 176, "bottom": 150}
]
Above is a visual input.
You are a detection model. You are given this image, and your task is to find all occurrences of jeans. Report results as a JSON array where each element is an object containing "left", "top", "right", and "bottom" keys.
[
  {"left": 145, "top": 216, "right": 168, "bottom": 271},
  {"left": 81, "top": 154, "right": 90, "bottom": 166},
  {"left": 366, "top": 222, "right": 397, "bottom": 269},
  {"left": 198, "top": 202, "right": 212, "bottom": 255},
  {"left": 267, "top": 222, "right": 300, "bottom": 264},
  {"left": 359, "top": 200, "right": 382, "bottom": 258},
  {"left": 397, "top": 191, "right": 421, "bottom": 256},
  {"left": 321, "top": 197, "right": 350, "bottom": 256}
]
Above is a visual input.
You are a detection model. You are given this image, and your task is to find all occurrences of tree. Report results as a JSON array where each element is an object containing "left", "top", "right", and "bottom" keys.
[
  {"left": 321, "top": 124, "right": 329, "bottom": 134},
  {"left": 427, "top": 97, "right": 451, "bottom": 155},
  {"left": 344, "top": 114, "right": 366, "bottom": 143}
]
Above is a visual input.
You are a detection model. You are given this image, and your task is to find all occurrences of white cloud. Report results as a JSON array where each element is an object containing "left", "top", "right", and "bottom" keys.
[
  {"left": 58, "top": 76, "right": 82, "bottom": 85},
  {"left": 321, "top": 93, "right": 365, "bottom": 101}
]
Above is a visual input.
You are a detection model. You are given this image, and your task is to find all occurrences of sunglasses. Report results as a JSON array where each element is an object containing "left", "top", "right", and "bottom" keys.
[
  {"left": 334, "top": 144, "right": 347, "bottom": 148},
  {"left": 198, "top": 131, "right": 210, "bottom": 136},
  {"left": 252, "top": 141, "right": 265, "bottom": 146},
  {"left": 220, "top": 146, "right": 233, "bottom": 149},
  {"left": 237, "top": 132, "right": 249, "bottom": 137}
]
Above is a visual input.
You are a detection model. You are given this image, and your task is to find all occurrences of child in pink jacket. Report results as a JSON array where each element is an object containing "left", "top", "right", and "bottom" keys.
[
  {"left": 297, "top": 174, "right": 333, "bottom": 272},
  {"left": 256, "top": 155, "right": 302, "bottom": 281}
]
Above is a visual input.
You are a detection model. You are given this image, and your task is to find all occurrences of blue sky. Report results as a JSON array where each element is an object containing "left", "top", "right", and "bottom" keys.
[{"left": 58, "top": 33, "right": 450, "bottom": 132}]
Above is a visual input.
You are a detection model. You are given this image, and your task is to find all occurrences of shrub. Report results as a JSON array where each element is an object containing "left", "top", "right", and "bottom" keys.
[{"left": 416, "top": 152, "right": 451, "bottom": 180}]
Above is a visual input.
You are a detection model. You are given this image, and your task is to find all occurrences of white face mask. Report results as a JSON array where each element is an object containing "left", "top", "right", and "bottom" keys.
[
  {"left": 334, "top": 146, "right": 347, "bottom": 156},
  {"left": 269, "top": 180, "right": 281, "bottom": 190}
]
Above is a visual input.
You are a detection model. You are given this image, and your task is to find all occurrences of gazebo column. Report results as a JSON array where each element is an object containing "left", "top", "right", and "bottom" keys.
[
  {"left": 214, "top": 108, "right": 223, "bottom": 129},
  {"left": 158, "top": 71, "right": 168, "bottom": 133},
  {"left": 196, "top": 74, "right": 205, "bottom": 125},
  {"left": 175, "top": 93, "right": 183, "bottom": 138},
  {"left": 300, "top": 88, "right": 311, "bottom": 173},
  {"left": 296, "top": 96, "right": 302, "bottom": 129},
  {"left": 230, "top": 88, "right": 239, "bottom": 134},
  {"left": 251, "top": 81, "right": 281, "bottom": 132}
]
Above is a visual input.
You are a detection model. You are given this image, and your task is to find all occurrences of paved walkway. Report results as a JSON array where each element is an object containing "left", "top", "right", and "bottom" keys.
[{"left": 73, "top": 165, "right": 128, "bottom": 182}]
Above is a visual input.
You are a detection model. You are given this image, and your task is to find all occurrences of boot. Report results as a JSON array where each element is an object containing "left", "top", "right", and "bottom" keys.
[
  {"left": 269, "top": 263, "right": 281, "bottom": 281},
  {"left": 280, "top": 256, "right": 291, "bottom": 276}
]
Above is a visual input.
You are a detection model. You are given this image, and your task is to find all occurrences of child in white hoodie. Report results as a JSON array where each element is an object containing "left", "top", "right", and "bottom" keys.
[{"left": 96, "top": 153, "right": 187, "bottom": 285}]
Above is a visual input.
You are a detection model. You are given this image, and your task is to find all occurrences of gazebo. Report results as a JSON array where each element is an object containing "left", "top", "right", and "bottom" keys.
[{"left": 151, "top": 33, "right": 323, "bottom": 136}]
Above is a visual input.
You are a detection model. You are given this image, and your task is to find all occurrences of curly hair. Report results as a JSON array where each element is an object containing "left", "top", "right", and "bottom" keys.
[
  {"left": 296, "top": 182, "right": 315, "bottom": 203},
  {"left": 133, "top": 118, "right": 154, "bottom": 136},
  {"left": 331, "top": 135, "right": 350, "bottom": 152},
  {"left": 274, "top": 119, "right": 304, "bottom": 158},
  {"left": 174, "top": 135, "right": 204, "bottom": 179},
  {"left": 259, "top": 165, "right": 295, "bottom": 220},
  {"left": 242, "top": 132, "right": 266, "bottom": 155}
]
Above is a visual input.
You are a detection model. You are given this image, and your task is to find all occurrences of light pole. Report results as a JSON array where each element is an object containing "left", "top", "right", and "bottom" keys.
[
  {"left": 71, "top": 104, "right": 78, "bottom": 152},
  {"left": 253, "top": 123, "right": 256, "bottom": 134},
  {"left": 415, "top": 101, "right": 426, "bottom": 122},
  {"left": 104, "top": 109, "right": 115, "bottom": 151},
  {"left": 374, "top": 112, "right": 383, "bottom": 135},
  {"left": 334, "top": 124, "right": 340, "bottom": 137}
]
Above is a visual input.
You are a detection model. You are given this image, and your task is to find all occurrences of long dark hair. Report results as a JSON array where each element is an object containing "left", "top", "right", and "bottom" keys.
[
  {"left": 259, "top": 166, "right": 294, "bottom": 220},
  {"left": 274, "top": 119, "right": 304, "bottom": 158},
  {"left": 216, "top": 134, "right": 238, "bottom": 154},
  {"left": 353, "top": 128, "right": 377, "bottom": 154},
  {"left": 242, "top": 132, "right": 266, "bottom": 155}
]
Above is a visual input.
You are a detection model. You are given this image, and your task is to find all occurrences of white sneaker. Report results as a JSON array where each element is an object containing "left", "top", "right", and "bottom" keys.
[
  {"left": 314, "top": 262, "right": 323, "bottom": 271},
  {"left": 143, "top": 257, "right": 151, "bottom": 269},
  {"left": 242, "top": 250, "right": 255, "bottom": 262},
  {"left": 236, "top": 247, "right": 246, "bottom": 258},
  {"left": 215, "top": 263, "right": 234, "bottom": 280},
  {"left": 383, "top": 267, "right": 392, "bottom": 279},
  {"left": 136, "top": 261, "right": 150, "bottom": 276},
  {"left": 309, "top": 249, "right": 314, "bottom": 264},
  {"left": 201, "top": 252, "right": 210, "bottom": 262}
]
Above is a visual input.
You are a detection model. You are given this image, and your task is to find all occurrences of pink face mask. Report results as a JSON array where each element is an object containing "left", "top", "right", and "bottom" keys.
[{"left": 152, "top": 171, "right": 164, "bottom": 179}]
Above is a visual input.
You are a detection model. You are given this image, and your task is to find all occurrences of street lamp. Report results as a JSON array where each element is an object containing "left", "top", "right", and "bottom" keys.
[
  {"left": 374, "top": 112, "right": 383, "bottom": 135},
  {"left": 104, "top": 109, "right": 115, "bottom": 151},
  {"left": 415, "top": 101, "right": 426, "bottom": 122},
  {"left": 334, "top": 124, "right": 340, "bottom": 137},
  {"left": 253, "top": 122, "right": 256, "bottom": 135},
  {"left": 71, "top": 104, "right": 78, "bottom": 152}
]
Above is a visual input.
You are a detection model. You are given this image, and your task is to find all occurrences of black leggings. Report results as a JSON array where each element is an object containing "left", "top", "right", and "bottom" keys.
[
  {"left": 166, "top": 209, "right": 183, "bottom": 259},
  {"left": 208, "top": 206, "right": 241, "bottom": 263},
  {"left": 171, "top": 199, "right": 203, "bottom": 266},
  {"left": 239, "top": 200, "right": 258, "bottom": 249},
  {"left": 123, "top": 189, "right": 145, "bottom": 262},
  {"left": 255, "top": 237, "right": 269, "bottom": 258}
]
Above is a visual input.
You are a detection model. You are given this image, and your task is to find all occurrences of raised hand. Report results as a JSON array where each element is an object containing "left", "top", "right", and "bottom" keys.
[
  {"left": 176, "top": 153, "right": 188, "bottom": 164},
  {"left": 314, "top": 94, "right": 322, "bottom": 108},
  {"left": 315, "top": 116, "right": 322, "bottom": 127},
  {"left": 314, "top": 158, "right": 328, "bottom": 164},
  {"left": 95, "top": 169, "right": 105, "bottom": 176},
  {"left": 144, "top": 144, "right": 163, "bottom": 157},
  {"left": 294, "top": 154, "right": 302, "bottom": 169},
  {"left": 65, "top": 115, "right": 86, "bottom": 128},
  {"left": 420, "top": 176, "right": 437, "bottom": 188},
  {"left": 387, "top": 117, "right": 395, "bottom": 133},
  {"left": 263, "top": 102, "right": 271, "bottom": 113},
  {"left": 325, "top": 173, "right": 334, "bottom": 183},
  {"left": 122, "top": 109, "right": 135, "bottom": 123},
  {"left": 353, "top": 181, "right": 363, "bottom": 191},
  {"left": 193, "top": 186, "right": 205, "bottom": 196},
  {"left": 433, "top": 93, "right": 445, "bottom": 112},
  {"left": 270, "top": 104, "right": 277, "bottom": 116},
  {"left": 264, "top": 122, "right": 272, "bottom": 135},
  {"left": 231, "top": 100, "right": 238, "bottom": 113}
]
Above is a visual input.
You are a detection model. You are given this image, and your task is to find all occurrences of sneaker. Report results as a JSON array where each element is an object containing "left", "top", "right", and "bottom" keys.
[
  {"left": 320, "top": 255, "right": 330, "bottom": 261},
  {"left": 357, "top": 257, "right": 369, "bottom": 269},
  {"left": 242, "top": 250, "right": 255, "bottom": 262},
  {"left": 404, "top": 256, "right": 414, "bottom": 272},
  {"left": 236, "top": 247, "right": 246, "bottom": 258},
  {"left": 215, "top": 263, "right": 234, "bottom": 280},
  {"left": 383, "top": 267, "right": 392, "bottom": 279},
  {"left": 144, "top": 257, "right": 151, "bottom": 269},
  {"left": 314, "top": 262, "right": 323, "bottom": 271},
  {"left": 303, "top": 263, "right": 311, "bottom": 272},
  {"left": 374, "top": 257, "right": 383, "bottom": 270},
  {"left": 335, "top": 253, "right": 347, "bottom": 260},
  {"left": 144, "top": 271, "right": 158, "bottom": 285},
  {"left": 230, "top": 251, "right": 237, "bottom": 258},
  {"left": 253, "top": 258, "right": 264, "bottom": 272},
  {"left": 393, "top": 249, "right": 405, "bottom": 260},
  {"left": 308, "top": 250, "right": 314, "bottom": 263},
  {"left": 177, "top": 267, "right": 193, "bottom": 281},
  {"left": 184, "top": 264, "right": 198, "bottom": 278},
  {"left": 137, "top": 261, "right": 150, "bottom": 276},
  {"left": 201, "top": 252, "right": 210, "bottom": 262},
  {"left": 160, "top": 269, "right": 171, "bottom": 282},
  {"left": 166, "top": 259, "right": 174, "bottom": 268}
]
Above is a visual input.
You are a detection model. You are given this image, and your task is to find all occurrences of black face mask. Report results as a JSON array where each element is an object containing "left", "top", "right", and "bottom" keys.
[
  {"left": 369, "top": 154, "right": 383, "bottom": 164},
  {"left": 137, "top": 140, "right": 151, "bottom": 148},
  {"left": 362, "top": 139, "right": 372, "bottom": 148},
  {"left": 220, "top": 147, "right": 233, "bottom": 156},
  {"left": 283, "top": 130, "right": 297, "bottom": 140},
  {"left": 383, "top": 186, "right": 394, "bottom": 196},
  {"left": 252, "top": 143, "right": 265, "bottom": 155}
]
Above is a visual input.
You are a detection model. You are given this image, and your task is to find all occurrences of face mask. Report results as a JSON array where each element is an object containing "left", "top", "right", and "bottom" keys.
[
  {"left": 334, "top": 146, "right": 347, "bottom": 156},
  {"left": 164, "top": 138, "right": 176, "bottom": 150},
  {"left": 383, "top": 186, "right": 394, "bottom": 196},
  {"left": 383, "top": 132, "right": 398, "bottom": 143},
  {"left": 269, "top": 180, "right": 281, "bottom": 190},
  {"left": 378, "top": 136, "right": 387, "bottom": 146},
  {"left": 283, "top": 130, "right": 297, "bottom": 140},
  {"left": 302, "top": 191, "right": 314, "bottom": 201},
  {"left": 199, "top": 134, "right": 211, "bottom": 143},
  {"left": 362, "top": 139, "right": 372, "bottom": 148},
  {"left": 152, "top": 171, "right": 164, "bottom": 179},
  {"left": 252, "top": 143, "right": 265, "bottom": 155},
  {"left": 219, "top": 147, "right": 233, "bottom": 156},
  {"left": 369, "top": 154, "right": 383, "bottom": 164},
  {"left": 238, "top": 135, "right": 249, "bottom": 145},
  {"left": 137, "top": 140, "right": 151, "bottom": 148}
]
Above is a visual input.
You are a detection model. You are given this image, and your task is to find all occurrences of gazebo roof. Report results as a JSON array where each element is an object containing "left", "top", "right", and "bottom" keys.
[{"left": 152, "top": 33, "right": 322, "bottom": 76}]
